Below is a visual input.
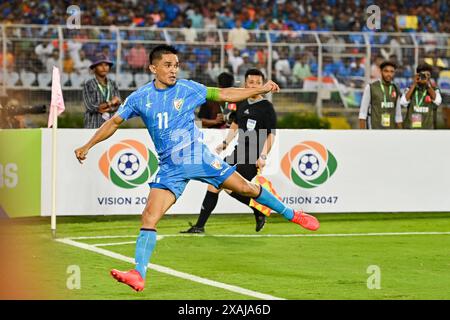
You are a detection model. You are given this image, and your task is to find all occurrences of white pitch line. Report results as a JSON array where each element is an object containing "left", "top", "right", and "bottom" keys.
[
  {"left": 55, "top": 238, "right": 284, "bottom": 301},
  {"left": 69, "top": 235, "right": 137, "bottom": 240},
  {"left": 92, "top": 241, "right": 136, "bottom": 247},
  {"left": 68, "top": 231, "right": 450, "bottom": 241}
]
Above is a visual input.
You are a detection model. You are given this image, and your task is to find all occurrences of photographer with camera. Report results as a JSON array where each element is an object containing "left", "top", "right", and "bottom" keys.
[
  {"left": 400, "top": 63, "right": 442, "bottom": 129},
  {"left": 0, "top": 98, "right": 46, "bottom": 129}
]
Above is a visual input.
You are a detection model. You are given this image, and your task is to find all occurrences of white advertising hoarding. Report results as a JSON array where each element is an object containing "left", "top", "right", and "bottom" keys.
[{"left": 41, "top": 129, "right": 450, "bottom": 216}]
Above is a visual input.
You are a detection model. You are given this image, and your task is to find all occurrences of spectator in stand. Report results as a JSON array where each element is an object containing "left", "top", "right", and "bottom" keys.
[
  {"left": 206, "top": 54, "right": 223, "bottom": 84},
  {"left": 274, "top": 51, "right": 292, "bottom": 88},
  {"left": 23, "top": 51, "right": 44, "bottom": 74},
  {"left": 193, "top": 46, "right": 212, "bottom": 65},
  {"left": 63, "top": 52, "right": 74, "bottom": 74},
  {"left": 101, "top": 45, "right": 116, "bottom": 66},
  {"left": 126, "top": 43, "right": 148, "bottom": 73},
  {"left": 74, "top": 50, "right": 92, "bottom": 76},
  {"left": 292, "top": 55, "right": 312, "bottom": 86},
  {"left": 187, "top": 5, "right": 204, "bottom": 29},
  {"left": 34, "top": 41, "right": 54, "bottom": 67},
  {"left": 371, "top": 56, "right": 384, "bottom": 80},
  {"left": 337, "top": 59, "right": 352, "bottom": 78},
  {"left": 349, "top": 61, "right": 365, "bottom": 77},
  {"left": 204, "top": 11, "right": 218, "bottom": 30},
  {"left": 163, "top": 0, "right": 181, "bottom": 23},
  {"left": 186, "top": 51, "right": 198, "bottom": 77},
  {"left": 1, "top": 1, "right": 449, "bottom": 33},
  {"left": 67, "top": 39, "right": 82, "bottom": 67},
  {"left": 154, "top": 11, "right": 169, "bottom": 28},
  {"left": 45, "top": 49, "right": 59, "bottom": 73},
  {"left": 0, "top": 50, "right": 15, "bottom": 72},
  {"left": 181, "top": 20, "right": 197, "bottom": 43},
  {"left": 228, "top": 19, "right": 250, "bottom": 51},
  {"left": 227, "top": 48, "right": 244, "bottom": 76},
  {"left": 237, "top": 52, "right": 255, "bottom": 80}
]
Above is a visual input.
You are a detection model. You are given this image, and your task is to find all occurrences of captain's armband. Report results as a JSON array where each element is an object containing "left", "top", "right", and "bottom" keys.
[{"left": 206, "top": 87, "right": 220, "bottom": 101}]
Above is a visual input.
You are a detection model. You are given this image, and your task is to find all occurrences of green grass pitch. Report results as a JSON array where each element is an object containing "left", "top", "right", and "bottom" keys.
[{"left": 9, "top": 212, "right": 450, "bottom": 300}]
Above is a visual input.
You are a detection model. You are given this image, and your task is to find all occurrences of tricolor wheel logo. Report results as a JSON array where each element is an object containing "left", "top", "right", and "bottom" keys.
[
  {"left": 99, "top": 139, "right": 158, "bottom": 189},
  {"left": 281, "top": 141, "right": 337, "bottom": 189}
]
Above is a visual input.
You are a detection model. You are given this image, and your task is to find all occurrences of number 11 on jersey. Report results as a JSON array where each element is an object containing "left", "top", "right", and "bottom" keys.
[{"left": 157, "top": 112, "right": 169, "bottom": 129}]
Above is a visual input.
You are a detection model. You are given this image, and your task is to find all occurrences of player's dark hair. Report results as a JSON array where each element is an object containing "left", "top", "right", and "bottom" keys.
[
  {"left": 416, "top": 63, "right": 432, "bottom": 74},
  {"left": 380, "top": 61, "right": 397, "bottom": 70},
  {"left": 245, "top": 68, "right": 265, "bottom": 81},
  {"left": 217, "top": 72, "right": 234, "bottom": 88},
  {"left": 149, "top": 45, "right": 178, "bottom": 64}
]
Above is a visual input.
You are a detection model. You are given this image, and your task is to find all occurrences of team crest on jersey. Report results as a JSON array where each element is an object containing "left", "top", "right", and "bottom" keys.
[
  {"left": 391, "top": 90, "right": 396, "bottom": 98},
  {"left": 210, "top": 159, "right": 222, "bottom": 170},
  {"left": 173, "top": 99, "right": 184, "bottom": 111}
]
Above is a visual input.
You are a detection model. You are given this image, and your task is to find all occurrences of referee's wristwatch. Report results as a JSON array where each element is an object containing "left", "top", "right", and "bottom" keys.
[{"left": 260, "top": 154, "right": 267, "bottom": 160}]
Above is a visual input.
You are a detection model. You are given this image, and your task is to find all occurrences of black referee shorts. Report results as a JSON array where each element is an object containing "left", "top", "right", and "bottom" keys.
[{"left": 224, "top": 150, "right": 258, "bottom": 181}]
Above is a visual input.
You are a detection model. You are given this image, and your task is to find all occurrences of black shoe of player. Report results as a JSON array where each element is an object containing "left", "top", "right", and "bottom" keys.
[
  {"left": 180, "top": 223, "right": 205, "bottom": 234},
  {"left": 255, "top": 214, "right": 266, "bottom": 232}
]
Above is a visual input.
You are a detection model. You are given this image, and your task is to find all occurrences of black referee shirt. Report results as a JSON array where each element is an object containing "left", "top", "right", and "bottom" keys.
[{"left": 227, "top": 97, "right": 277, "bottom": 165}]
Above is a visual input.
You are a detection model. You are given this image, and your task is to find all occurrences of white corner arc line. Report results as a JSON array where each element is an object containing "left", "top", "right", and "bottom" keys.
[{"left": 55, "top": 238, "right": 284, "bottom": 300}]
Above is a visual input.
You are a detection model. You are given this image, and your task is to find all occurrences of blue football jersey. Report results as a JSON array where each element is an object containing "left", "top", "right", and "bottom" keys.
[{"left": 117, "top": 79, "right": 207, "bottom": 160}]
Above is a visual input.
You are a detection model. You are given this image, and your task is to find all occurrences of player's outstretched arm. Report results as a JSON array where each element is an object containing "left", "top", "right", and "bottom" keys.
[
  {"left": 209, "top": 80, "right": 280, "bottom": 103},
  {"left": 74, "top": 114, "right": 124, "bottom": 164}
]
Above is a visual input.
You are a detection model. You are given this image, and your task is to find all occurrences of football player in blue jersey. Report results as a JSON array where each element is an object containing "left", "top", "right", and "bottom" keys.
[{"left": 74, "top": 45, "right": 319, "bottom": 292}]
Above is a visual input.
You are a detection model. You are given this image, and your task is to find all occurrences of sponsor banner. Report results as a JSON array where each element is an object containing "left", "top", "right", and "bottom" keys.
[
  {"left": 41, "top": 129, "right": 450, "bottom": 216},
  {"left": 0, "top": 129, "right": 41, "bottom": 217},
  {"left": 273, "top": 130, "right": 450, "bottom": 212}
]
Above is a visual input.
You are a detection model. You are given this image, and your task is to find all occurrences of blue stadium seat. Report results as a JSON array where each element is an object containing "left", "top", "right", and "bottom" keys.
[{"left": 438, "top": 77, "right": 450, "bottom": 90}]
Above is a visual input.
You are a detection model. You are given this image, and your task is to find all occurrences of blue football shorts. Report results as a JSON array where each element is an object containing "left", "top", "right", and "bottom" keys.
[{"left": 149, "top": 142, "right": 236, "bottom": 199}]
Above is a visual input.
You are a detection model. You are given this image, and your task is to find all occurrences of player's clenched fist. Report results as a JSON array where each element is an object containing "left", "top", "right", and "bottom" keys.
[
  {"left": 74, "top": 146, "right": 89, "bottom": 164},
  {"left": 261, "top": 80, "right": 280, "bottom": 94}
]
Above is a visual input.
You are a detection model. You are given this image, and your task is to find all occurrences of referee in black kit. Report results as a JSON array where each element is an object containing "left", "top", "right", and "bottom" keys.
[{"left": 181, "top": 69, "right": 277, "bottom": 233}]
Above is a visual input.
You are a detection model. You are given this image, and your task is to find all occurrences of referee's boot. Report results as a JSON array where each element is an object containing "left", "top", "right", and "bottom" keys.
[
  {"left": 180, "top": 222, "right": 205, "bottom": 234},
  {"left": 254, "top": 212, "right": 266, "bottom": 232}
]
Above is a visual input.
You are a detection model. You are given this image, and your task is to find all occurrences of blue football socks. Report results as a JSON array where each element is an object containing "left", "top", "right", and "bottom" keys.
[
  {"left": 134, "top": 228, "right": 157, "bottom": 279},
  {"left": 255, "top": 186, "right": 294, "bottom": 220}
]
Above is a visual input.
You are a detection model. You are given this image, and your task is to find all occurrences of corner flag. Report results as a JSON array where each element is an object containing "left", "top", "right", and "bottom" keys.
[
  {"left": 48, "top": 66, "right": 65, "bottom": 238},
  {"left": 48, "top": 66, "right": 65, "bottom": 128}
]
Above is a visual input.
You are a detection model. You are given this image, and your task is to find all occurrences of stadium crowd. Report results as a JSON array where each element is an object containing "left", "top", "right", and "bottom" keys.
[
  {"left": 0, "top": 0, "right": 449, "bottom": 90},
  {"left": 1, "top": 0, "right": 449, "bottom": 33}
]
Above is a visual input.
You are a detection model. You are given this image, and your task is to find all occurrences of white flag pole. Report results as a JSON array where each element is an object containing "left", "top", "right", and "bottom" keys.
[{"left": 51, "top": 104, "right": 57, "bottom": 238}]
